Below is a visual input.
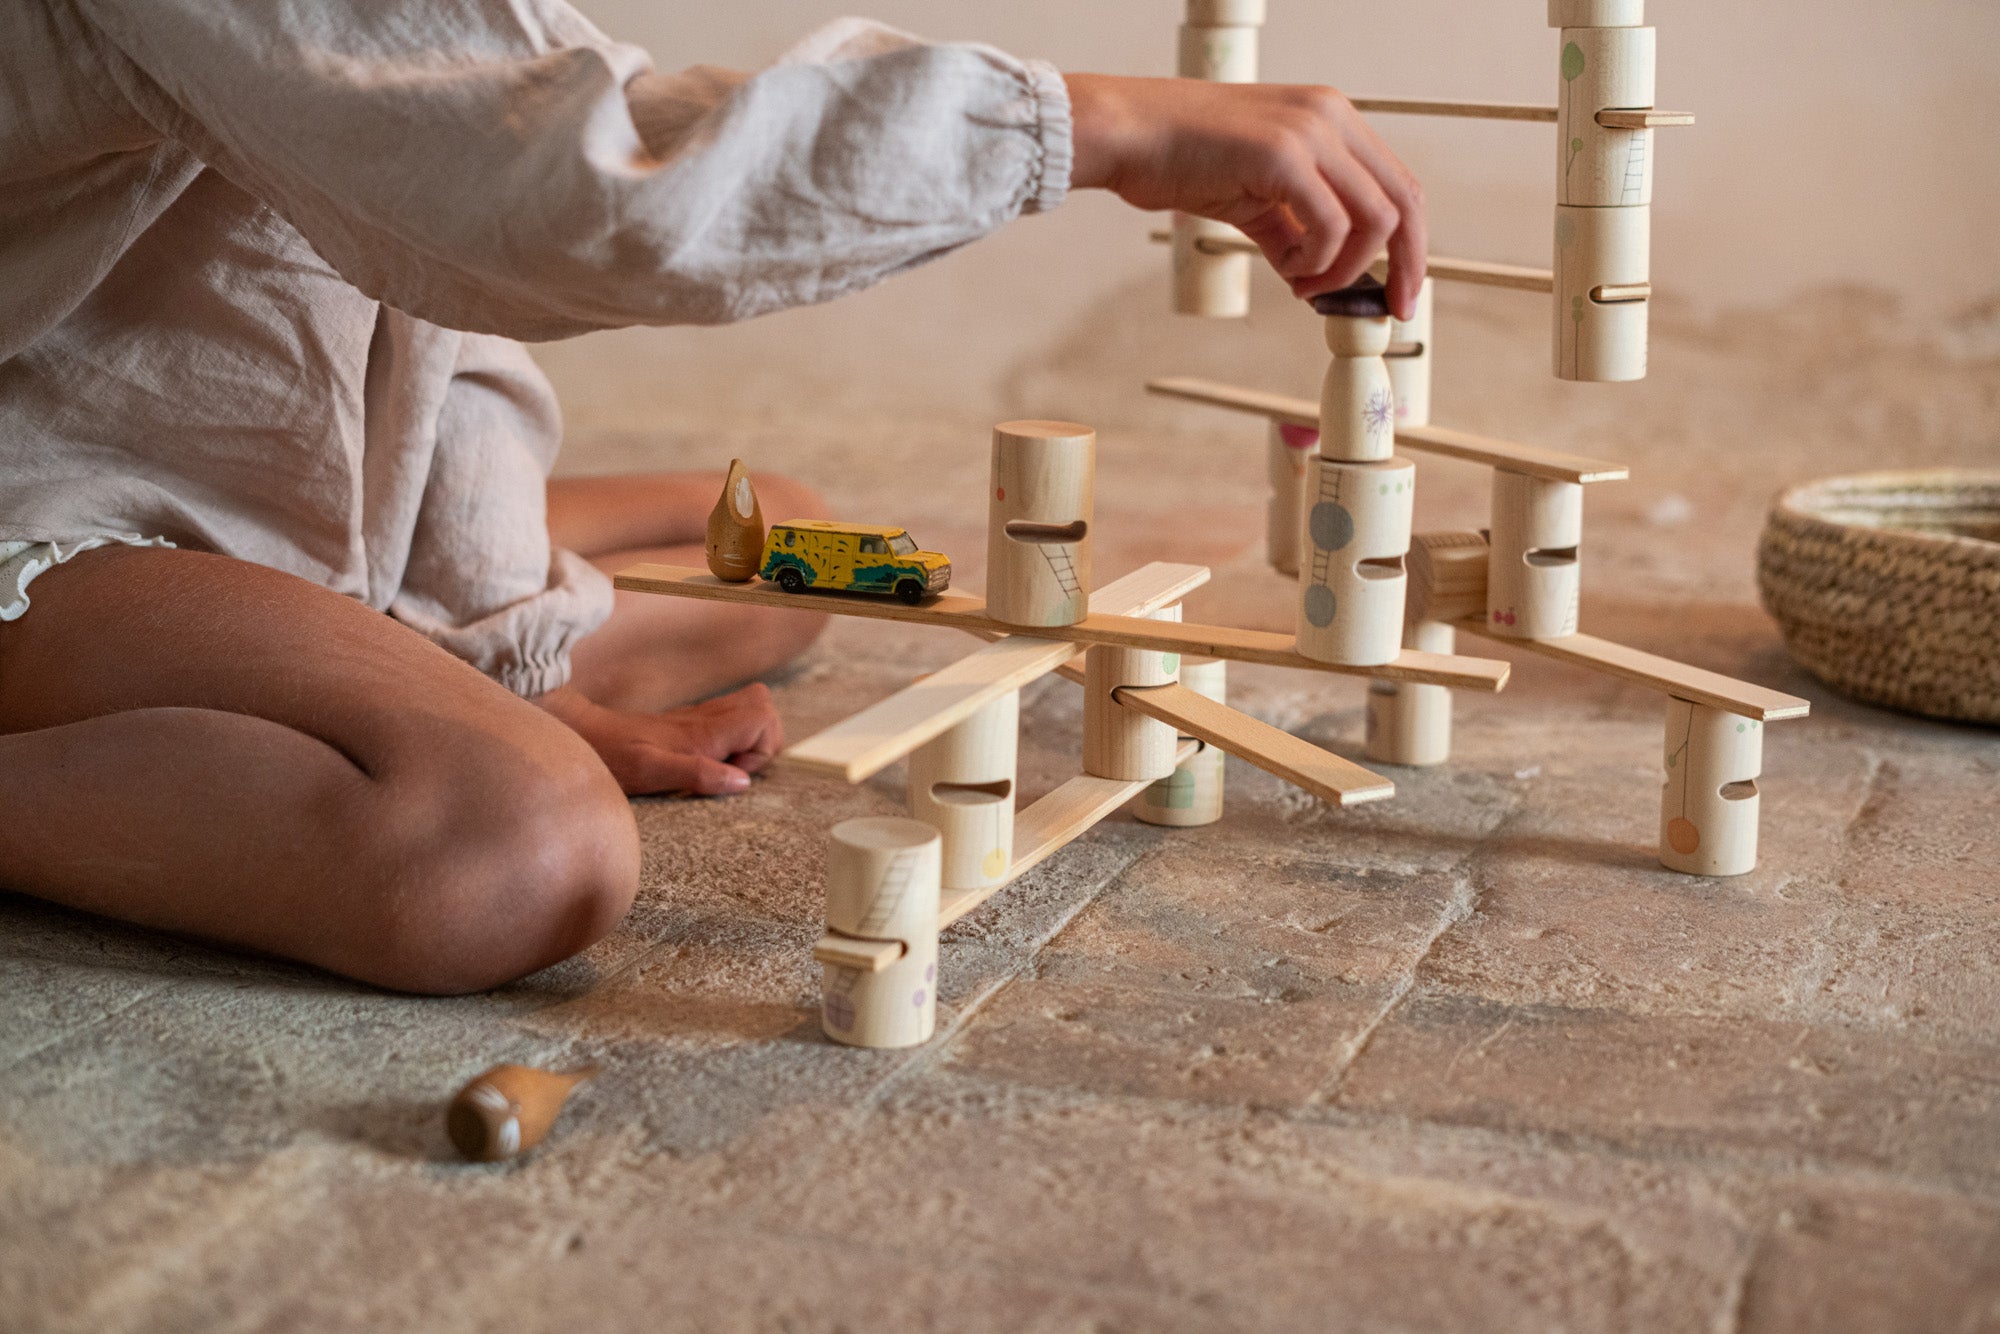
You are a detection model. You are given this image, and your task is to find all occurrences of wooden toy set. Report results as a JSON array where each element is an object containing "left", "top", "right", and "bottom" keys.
[{"left": 615, "top": 0, "right": 1810, "bottom": 1051}]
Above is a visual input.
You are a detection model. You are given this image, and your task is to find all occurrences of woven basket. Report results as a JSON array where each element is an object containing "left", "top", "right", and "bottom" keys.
[{"left": 1758, "top": 470, "right": 2000, "bottom": 724}]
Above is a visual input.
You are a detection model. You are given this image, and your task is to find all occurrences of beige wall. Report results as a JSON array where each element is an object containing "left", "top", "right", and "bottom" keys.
[{"left": 532, "top": 0, "right": 2000, "bottom": 434}]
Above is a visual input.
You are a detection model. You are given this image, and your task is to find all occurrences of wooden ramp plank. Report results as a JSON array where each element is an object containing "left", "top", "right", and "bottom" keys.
[
  {"left": 613, "top": 565, "right": 1510, "bottom": 692},
  {"left": 784, "top": 562, "right": 1209, "bottom": 783},
  {"left": 1147, "top": 378, "right": 1627, "bottom": 485},
  {"left": 1113, "top": 683, "right": 1395, "bottom": 806},
  {"left": 1456, "top": 623, "right": 1813, "bottom": 722},
  {"left": 936, "top": 740, "right": 1198, "bottom": 929}
]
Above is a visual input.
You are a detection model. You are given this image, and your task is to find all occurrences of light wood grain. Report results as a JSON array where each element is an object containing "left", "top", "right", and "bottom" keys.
[
  {"left": 936, "top": 740, "right": 1199, "bottom": 928},
  {"left": 614, "top": 564, "right": 1511, "bottom": 691},
  {"left": 785, "top": 562, "right": 1208, "bottom": 782},
  {"left": 1659, "top": 697, "right": 1763, "bottom": 876},
  {"left": 1595, "top": 108, "right": 1694, "bottom": 129},
  {"left": 1145, "top": 379, "right": 1629, "bottom": 484},
  {"left": 1115, "top": 682, "right": 1395, "bottom": 806},
  {"left": 811, "top": 933, "right": 902, "bottom": 972},
  {"left": 1147, "top": 231, "right": 1559, "bottom": 293},
  {"left": 1456, "top": 622, "right": 1812, "bottom": 721},
  {"left": 1350, "top": 97, "right": 1557, "bottom": 122}
]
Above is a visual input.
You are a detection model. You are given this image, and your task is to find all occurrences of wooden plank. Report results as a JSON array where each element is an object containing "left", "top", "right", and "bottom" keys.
[
  {"left": 1455, "top": 622, "right": 1813, "bottom": 722},
  {"left": 1114, "top": 683, "right": 1396, "bottom": 806},
  {"left": 1350, "top": 97, "right": 1557, "bottom": 123},
  {"left": 784, "top": 562, "right": 1209, "bottom": 782},
  {"left": 936, "top": 740, "right": 1198, "bottom": 929},
  {"left": 811, "top": 933, "right": 902, "bottom": 972},
  {"left": 1395, "top": 424, "right": 1630, "bottom": 485},
  {"left": 1595, "top": 108, "right": 1696, "bottom": 129},
  {"left": 1144, "top": 379, "right": 1628, "bottom": 485},
  {"left": 613, "top": 564, "right": 1510, "bottom": 691}
]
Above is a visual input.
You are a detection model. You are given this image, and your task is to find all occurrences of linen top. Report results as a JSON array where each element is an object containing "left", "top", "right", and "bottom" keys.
[{"left": 0, "top": 1, "right": 1073, "bottom": 694}]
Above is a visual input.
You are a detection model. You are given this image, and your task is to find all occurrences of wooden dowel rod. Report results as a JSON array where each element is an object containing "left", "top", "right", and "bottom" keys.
[
  {"left": 1146, "top": 231, "right": 1557, "bottom": 293},
  {"left": 1595, "top": 108, "right": 1695, "bottom": 129},
  {"left": 1349, "top": 97, "right": 1558, "bottom": 123}
]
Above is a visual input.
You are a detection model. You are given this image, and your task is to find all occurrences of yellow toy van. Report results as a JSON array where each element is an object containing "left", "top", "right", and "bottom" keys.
[{"left": 758, "top": 521, "right": 951, "bottom": 604}]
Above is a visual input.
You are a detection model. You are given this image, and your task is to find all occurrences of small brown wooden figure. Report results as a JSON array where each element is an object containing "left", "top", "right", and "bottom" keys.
[
  {"left": 1171, "top": 0, "right": 1264, "bottom": 317},
  {"left": 817, "top": 817, "right": 942, "bottom": 1049},
  {"left": 1365, "top": 620, "right": 1455, "bottom": 767},
  {"left": 1487, "top": 470, "right": 1583, "bottom": 639},
  {"left": 447, "top": 1063, "right": 597, "bottom": 1163},
  {"left": 1084, "top": 604, "right": 1183, "bottom": 782},
  {"left": 1266, "top": 421, "right": 1318, "bottom": 576},
  {"left": 704, "top": 458, "right": 765, "bottom": 582},
  {"left": 1315, "top": 278, "right": 1397, "bottom": 464},
  {"left": 1660, "top": 697, "right": 1762, "bottom": 876},
  {"left": 986, "top": 421, "right": 1094, "bottom": 628},
  {"left": 1386, "top": 277, "right": 1434, "bottom": 428},
  {"left": 907, "top": 691, "right": 1018, "bottom": 894},
  {"left": 1136, "top": 656, "right": 1227, "bottom": 826}
]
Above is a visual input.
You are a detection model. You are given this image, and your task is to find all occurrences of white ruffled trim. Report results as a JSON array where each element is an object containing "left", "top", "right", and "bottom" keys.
[
  {"left": 1020, "top": 59, "right": 1074, "bottom": 215},
  {"left": 0, "top": 535, "right": 177, "bottom": 622}
]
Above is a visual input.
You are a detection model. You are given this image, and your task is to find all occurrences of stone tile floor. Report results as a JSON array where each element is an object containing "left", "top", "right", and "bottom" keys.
[{"left": 4, "top": 287, "right": 1996, "bottom": 1330}]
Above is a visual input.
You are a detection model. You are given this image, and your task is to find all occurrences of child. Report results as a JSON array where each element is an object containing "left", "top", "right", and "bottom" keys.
[{"left": 0, "top": 3, "right": 1424, "bottom": 993}]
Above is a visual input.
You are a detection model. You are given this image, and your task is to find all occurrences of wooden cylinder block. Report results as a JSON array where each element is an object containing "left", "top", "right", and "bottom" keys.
[
  {"left": 1487, "top": 471, "right": 1582, "bottom": 640},
  {"left": 1386, "top": 277, "right": 1434, "bottom": 428},
  {"left": 1408, "top": 529, "right": 1490, "bottom": 625},
  {"left": 1187, "top": 0, "right": 1266, "bottom": 25},
  {"left": 1266, "top": 421, "right": 1318, "bottom": 576},
  {"left": 1296, "top": 455, "right": 1414, "bottom": 667},
  {"left": 1366, "top": 621, "right": 1455, "bottom": 767},
  {"left": 1548, "top": 0, "right": 1644, "bottom": 27},
  {"left": 986, "top": 421, "right": 1094, "bottom": 627},
  {"left": 821, "top": 817, "right": 941, "bottom": 1049},
  {"left": 1172, "top": 213, "right": 1253, "bottom": 319},
  {"left": 1554, "top": 203, "right": 1650, "bottom": 382},
  {"left": 1320, "top": 317, "right": 1396, "bottom": 463},
  {"left": 1660, "top": 698, "right": 1762, "bottom": 877},
  {"left": 1084, "top": 605, "right": 1183, "bottom": 782},
  {"left": 1136, "top": 657, "right": 1227, "bottom": 827},
  {"left": 1177, "top": 20, "right": 1259, "bottom": 82},
  {"left": 907, "top": 692, "right": 1017, "bottom": 894},
  {"left": 1557, "top": 26, "right": 1657, "bottom": 207}
]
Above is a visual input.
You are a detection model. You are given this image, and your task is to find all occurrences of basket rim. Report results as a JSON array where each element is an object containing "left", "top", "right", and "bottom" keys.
[{"left": 1770, "top": 469, "right": 2000, "bottom": 561}]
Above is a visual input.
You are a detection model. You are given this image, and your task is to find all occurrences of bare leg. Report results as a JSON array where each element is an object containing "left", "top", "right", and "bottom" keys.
[
  {"left": 0, "top": 547, "right": 639, "bottom": 994},
  {"left": 550, "top": 471, "right": 831, "bottom": 712}
]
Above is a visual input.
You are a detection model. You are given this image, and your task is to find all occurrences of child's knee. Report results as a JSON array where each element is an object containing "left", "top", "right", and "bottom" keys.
[{"left": 346, "top": 735, "right": 639, "bottom": 994}]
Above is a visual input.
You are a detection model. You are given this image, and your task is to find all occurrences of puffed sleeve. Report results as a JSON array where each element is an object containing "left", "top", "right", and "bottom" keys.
[{"left": 70, "top": 1, "right": 1073, "bottom": 339}]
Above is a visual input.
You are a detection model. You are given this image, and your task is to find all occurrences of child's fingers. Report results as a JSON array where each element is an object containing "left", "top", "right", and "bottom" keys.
[
  {"left": 1294, "top": 146, "right": 1401, "bottom": 299},
  {"left": 643, "top": 751, "right": 753, "bottom": 797},
  {"left": 1336, "top": 123, "right": 1428, "bottom": 318}
]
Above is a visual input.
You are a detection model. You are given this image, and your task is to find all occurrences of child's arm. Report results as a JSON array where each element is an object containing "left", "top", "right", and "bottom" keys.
[{"left": 70, "top": 6, "right": 1423, "bottom": 331}]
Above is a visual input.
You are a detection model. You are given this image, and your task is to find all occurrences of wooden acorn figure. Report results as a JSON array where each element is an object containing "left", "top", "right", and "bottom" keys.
[
  {"left": 446, "top": 1062, "right": 597, "bottom": 1163},
  {"left": 705, "top": 458, "right": 765, "bottom": 582}
]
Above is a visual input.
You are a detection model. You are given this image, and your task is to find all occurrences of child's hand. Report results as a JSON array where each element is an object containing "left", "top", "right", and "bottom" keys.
[
  {"left": 1065, "top": 74, "right": 1427, "bottom": 319},
  {"left": 535, "top": 683, "right": 783, "bottom": 797}
]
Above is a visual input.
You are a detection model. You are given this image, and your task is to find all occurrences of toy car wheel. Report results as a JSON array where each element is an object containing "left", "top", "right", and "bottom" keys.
[
  {"left": 894, "top": 579, "right": 925, "bottom": 605},
  {"left": 776, "top": 568, "right": 805, "bottom": 593}
]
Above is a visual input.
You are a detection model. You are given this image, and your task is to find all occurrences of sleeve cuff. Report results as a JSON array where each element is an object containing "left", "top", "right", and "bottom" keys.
[{"left": 1020, "top": 59, "right": 1073, "bottom": 215}]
